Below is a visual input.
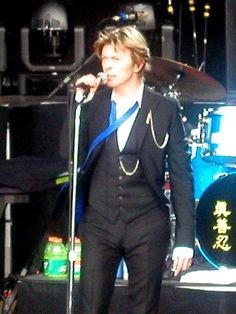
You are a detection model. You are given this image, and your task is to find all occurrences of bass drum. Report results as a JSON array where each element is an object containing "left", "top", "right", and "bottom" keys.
[
  {"left": 196, "top": 173, "right": 236, "bottom": 268},
  {"left": 191, "top": 145, "right": 235, "bottom": 201}
]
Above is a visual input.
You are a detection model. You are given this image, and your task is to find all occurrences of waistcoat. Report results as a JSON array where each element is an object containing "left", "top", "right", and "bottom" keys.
[{"left": 88, "top": 118, "right": 159, "bottom": 223}]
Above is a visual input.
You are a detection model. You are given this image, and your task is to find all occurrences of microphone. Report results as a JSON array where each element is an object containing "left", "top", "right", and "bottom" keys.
[
  {"left": 75, "top": 72, "right": 107, "bottom": 103},
  {"left": 75, "top": 72, "right": 107, "bottom": 90},
  {"left": 112, "top": 11, "right": 146, "bottom": 22}
]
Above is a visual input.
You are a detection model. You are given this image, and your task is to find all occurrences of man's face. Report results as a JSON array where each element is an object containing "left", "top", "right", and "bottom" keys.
[{"left": 101, "top": 44, "right": 142, "bottom": 91}]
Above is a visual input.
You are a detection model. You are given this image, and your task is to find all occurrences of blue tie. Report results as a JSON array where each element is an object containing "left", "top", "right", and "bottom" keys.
[
  {"left": 109, "top": 100, "right": 117, "bottom": 125},
  {"left": 79, "top": 100, "right": 139, "bottom": 171}
]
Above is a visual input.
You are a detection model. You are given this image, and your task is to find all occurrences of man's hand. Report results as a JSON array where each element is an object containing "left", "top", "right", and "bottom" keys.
[
  {"left": 75, "top": 73, "right": 106, "bottom": 96},
  {"left": 171, "top": 256, "right": 193, "bottom": 277}
]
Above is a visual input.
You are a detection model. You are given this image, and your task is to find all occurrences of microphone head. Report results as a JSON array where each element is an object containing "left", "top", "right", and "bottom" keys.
[{"left": 97, "top": 72, "right": 108, "bottom": 85}]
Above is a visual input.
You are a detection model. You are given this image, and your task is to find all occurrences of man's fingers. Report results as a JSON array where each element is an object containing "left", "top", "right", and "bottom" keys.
[{"left": 172, "top": 257, "right": 193, "bottom": 277}]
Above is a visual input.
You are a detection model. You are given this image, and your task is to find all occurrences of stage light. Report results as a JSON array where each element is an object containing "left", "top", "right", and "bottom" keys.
[
  {"left": 20, "top": 0, "right": 84, "bottom": 72},
  {"left": 19, "top": 0, "right": 85, "bottom": 95},
  {"left": 31, "top": 0, "right": 69, "bottom": 31},
  {"left": 30, "top": 0, "right": 69, "bottom": 59}
]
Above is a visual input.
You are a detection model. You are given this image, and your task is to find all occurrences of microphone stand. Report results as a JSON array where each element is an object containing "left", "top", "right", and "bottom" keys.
[
  {"left": 47, "top": 52, "right": 96, "bottom": 99},
  {"left": 66, "top": 84, "right": 88, "bottom": 314},
  {"left": 49, "top": 52, "right": 98, "bottom": 314},
  {"left": 45, "top": 19, "right": 108, "bottom": 313}
]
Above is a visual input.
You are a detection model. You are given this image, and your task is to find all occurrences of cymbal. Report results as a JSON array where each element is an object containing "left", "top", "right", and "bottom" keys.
[{"left": 145, "top": 57, "right": 226, "bottom": 102}]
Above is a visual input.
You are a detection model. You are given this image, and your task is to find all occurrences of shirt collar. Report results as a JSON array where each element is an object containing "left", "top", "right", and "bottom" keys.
[{"left": 111, "top": 82, "right": 144, "bottom": 111}]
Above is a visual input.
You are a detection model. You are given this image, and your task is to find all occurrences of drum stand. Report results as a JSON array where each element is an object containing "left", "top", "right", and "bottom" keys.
[{"left": 163, "top": 173, "right": 177, "bottom": 276}]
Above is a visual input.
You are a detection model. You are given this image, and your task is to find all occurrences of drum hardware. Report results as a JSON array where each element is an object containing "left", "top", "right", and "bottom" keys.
[
  {"left": 199, "top": 106, "right": 236, "bottom": 167},
  {"left": 190, "top": 105, "right": 236, "bottom": 169},
  {"left": 164, "top": 208, "right": 176, "bottom": 277},
  {"left": 189, "top": 124, "right": 203, "bottom": 145},
  {"left": 162, "top": 83, "right": 181, "bottom": 100},
  {"left": 189, "top": 109, "right": 210, "bottom": 145},
  {"left": 189, "top": 129, "right": 203, "bottom": 145},
  {"left": 163, "top": 170, "right": 178, "bottom": 275},
  {"left": 198, "top": 108, "right": 213, "bottom": 144}
]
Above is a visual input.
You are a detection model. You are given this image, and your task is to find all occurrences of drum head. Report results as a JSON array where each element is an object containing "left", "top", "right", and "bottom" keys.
[
  {"left": 203, "top": 106, "right": 236, "bottom": 167},
  {"left": 196, "top": 173, "right": 236, "bottom": 267}
]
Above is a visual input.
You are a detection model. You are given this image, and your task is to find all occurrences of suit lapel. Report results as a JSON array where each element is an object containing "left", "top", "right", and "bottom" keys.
[
  {"left": 84, "top": 89, "right": 112, "bottom": 167},
  {"left": 91, "top": 89, "right": 112, "bottom": 138},
  {"left": 136, "top": 86, "right": 158, "bottom": 153}
]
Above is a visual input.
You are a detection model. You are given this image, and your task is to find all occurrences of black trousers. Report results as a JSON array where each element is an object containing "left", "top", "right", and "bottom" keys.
[{"left": 78, "top": 208, "right": 170, "bottom": 314}]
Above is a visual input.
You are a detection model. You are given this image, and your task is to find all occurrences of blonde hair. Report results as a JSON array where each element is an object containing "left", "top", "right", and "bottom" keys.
[{"left": 94, "top": 26, "right": 151, "bottom": 73}]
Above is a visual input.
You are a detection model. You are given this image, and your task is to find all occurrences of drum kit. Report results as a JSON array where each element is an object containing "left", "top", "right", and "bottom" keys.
[{"left": 145, "top": 57, "right": 236, "bottom": 269}]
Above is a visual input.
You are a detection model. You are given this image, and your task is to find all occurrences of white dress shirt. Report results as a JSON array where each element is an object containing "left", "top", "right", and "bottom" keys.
[{"left": 111, "top": 82, "right": 143, "bottom": 151}]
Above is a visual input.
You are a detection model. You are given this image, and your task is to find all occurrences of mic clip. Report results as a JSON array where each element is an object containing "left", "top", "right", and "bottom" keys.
[{"left": 113, "top": 12, "right": 137, "bottom": 22}]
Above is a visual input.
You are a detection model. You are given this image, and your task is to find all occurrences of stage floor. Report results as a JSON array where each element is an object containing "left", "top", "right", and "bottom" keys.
[{"left": 11, "top": 261, "right": 236, "bottom": 314}]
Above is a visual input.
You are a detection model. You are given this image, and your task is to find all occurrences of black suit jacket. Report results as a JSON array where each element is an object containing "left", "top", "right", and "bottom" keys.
[{"left": 78, "top": 85, "right": 195, "bottom": 249}]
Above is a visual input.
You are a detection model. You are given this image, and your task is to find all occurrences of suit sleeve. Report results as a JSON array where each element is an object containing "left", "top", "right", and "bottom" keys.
[{"left": 167, "top": 103, "right": 196, "bottom": 249}]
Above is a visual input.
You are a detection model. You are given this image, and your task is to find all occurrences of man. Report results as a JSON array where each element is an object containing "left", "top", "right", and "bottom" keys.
[{"left": 75, "top": 26, "right": 195, "bottom": 314}]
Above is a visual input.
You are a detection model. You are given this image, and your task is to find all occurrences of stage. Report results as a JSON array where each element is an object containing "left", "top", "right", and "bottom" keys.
[
  {"left": 0, "top": 1, "right": 236, "bottom": 313},
  {"left": 11, "top": 262, "right": 236, "bottom": 314}
]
